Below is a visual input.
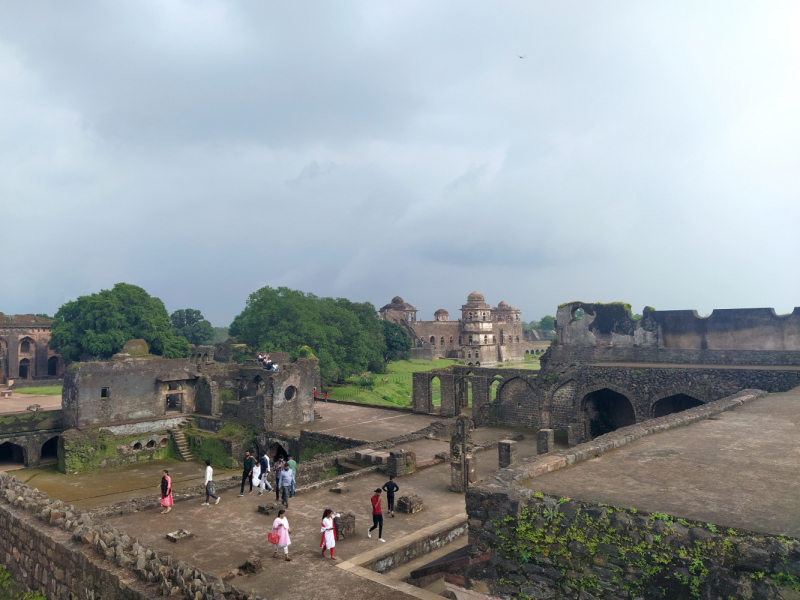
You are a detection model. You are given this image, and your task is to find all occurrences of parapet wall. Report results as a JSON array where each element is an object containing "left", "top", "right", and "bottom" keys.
[{"left": 556, "top": 303, "right": 800, "bottom": 352}]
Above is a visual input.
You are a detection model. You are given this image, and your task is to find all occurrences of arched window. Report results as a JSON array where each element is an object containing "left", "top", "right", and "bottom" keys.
[
  {"left": 430, "top": 336, "right": 435, "bottom": 344},
  {"left": 449, "top": 336, "right": 453, "bottom": 345},
  {"left": 468, "top": 335, "right": 473, "bottom": 345},
  {"left": 20, "top": 340, "right": 30, "bottom": 352},
  {"left": 475, "top": 350, "right": 479, "bottom": 357},
  {"left": 468, "top": 312, "right": 473, "bottom": 321},
  {"left": 483, "top": 335, "right": 488, "bottom": 344},
  {"left": 516, "top": 336, "right": 520, "bottom": 343},
  {"left": 482, "top": 313, "right": 486, "bottom": 321},
  {"left": 440, "top": 337, "right": 445, "bottom": 346},
  {"left": 458, "top": 336, "right": 462, "bottom": 345},
  {"left": 467, "top": 351, "right": 471, "bottom": 358}
]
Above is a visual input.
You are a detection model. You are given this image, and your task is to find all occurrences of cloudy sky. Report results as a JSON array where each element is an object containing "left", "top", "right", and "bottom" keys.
[{"left": 2, "top": 1, "right": 799, "bottom": 326}]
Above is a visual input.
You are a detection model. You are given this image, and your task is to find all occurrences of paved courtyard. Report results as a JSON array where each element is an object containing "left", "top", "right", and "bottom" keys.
[{"left": 529, "top": 385, "right": 800, "bottom": 537}]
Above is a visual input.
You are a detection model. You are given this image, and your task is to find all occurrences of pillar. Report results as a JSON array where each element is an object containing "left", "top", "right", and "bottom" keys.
[
  {"left": 537, "top": 429, "right": 554, "bottom": 454},
  {"left": 498, "top": 439, "right": 517, "bottom": 468}
]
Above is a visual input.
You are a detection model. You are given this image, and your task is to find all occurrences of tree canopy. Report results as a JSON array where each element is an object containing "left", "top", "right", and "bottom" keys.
[
  {"left": 382, "top": 320, "right": 411, "bottom": 362},
  {"left": 50, "top": 283, "right": 190, "bottom": 361},
  {"left": 229, "top": 286, "right": 388, "bottom": 383},
  {"left": 170, "top": 309, "right": 214, "bottom": 346}
]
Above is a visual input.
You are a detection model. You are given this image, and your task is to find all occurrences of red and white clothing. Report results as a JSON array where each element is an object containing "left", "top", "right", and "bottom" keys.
[{"left": 320, "top": 514, "right": 340, "bottom": 549}]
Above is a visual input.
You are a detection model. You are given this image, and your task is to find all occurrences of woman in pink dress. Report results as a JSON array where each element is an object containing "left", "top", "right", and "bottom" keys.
[
  {"left": 160, "top": 470, "right": 173, "bottom": 514},
  {"left": 271, "top": 509, "right": 292, "bottom": 561}
]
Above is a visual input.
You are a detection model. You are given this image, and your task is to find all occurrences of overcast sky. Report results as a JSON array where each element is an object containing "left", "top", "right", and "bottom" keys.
[{"left": 1, "top": 1, "right": 799, "bottom": 326}]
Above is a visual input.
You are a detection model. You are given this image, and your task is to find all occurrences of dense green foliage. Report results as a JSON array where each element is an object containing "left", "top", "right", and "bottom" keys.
[
  {"left": 170, "top": 308, "right": 214, "bottom": 346},
  {"left": 50, "top": 283, "right": 190, "bottom": 361},
  {"left": 212, "top": 326, "right": 230, "bottom": 343},
  {"left": 229, "top": 286, "right": 387, "bottom": 383},
  {"left": 381, "top": 320, "right": 411, "bottom": 362},
  {"left": 524, "top": 315, "right": 556, "bottom": 331},
  {"left": 34, "top": 314, "right": 52, "bottom": 320}
]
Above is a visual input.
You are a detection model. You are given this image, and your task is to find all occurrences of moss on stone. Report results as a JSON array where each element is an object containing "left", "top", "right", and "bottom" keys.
[{"left": 60, "top": 428, "right": 175, "bottom": 474}]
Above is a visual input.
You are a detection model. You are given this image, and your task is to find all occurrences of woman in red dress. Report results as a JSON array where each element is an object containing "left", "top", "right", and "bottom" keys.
[{"left": 160, "top": 470, "right": 173, "bottom": 514}]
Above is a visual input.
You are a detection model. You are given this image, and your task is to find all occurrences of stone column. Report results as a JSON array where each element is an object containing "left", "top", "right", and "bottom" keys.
[
  {"left": 537, "top": 429, "right": 554, "bottom": 454},
  {"left": 566, "top": 424, "right": 580, "bottom": 447},
  {"left": 498, "top": 439, "right": 517, "bottom": 468},
  {"left": 450, "top": 455, "right": 475, "bottom": 492},
  {"left": 387, "top": 450, "right": 406, "bottom": 478}
]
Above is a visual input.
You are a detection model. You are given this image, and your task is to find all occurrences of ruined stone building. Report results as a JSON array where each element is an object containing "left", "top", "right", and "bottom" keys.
[
  {"left": 0, "top": 313, "right": 62, "bottom": 385},
  {"left": 379, "top": 292, "right": 535, "bottom": 366},
  {"left": 413, "top": 302, "right": 800, "bottom": 443}
]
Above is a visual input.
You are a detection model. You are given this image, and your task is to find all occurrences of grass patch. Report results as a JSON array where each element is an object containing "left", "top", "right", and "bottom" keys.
[
  {"left": 326, "top": 358, "right": 456, "bottom": 407},
  {"left": 300, "top": 440, "right": 347, "bottom": 462},
  {"left": 13, "top": 386, "right": 62, "bottom": 396},
  {"left": 219, "top": 389, "right": 237, "bottom": 403},
  {"left": 0, "top": 565, "right": 46, "bottom": 600}
]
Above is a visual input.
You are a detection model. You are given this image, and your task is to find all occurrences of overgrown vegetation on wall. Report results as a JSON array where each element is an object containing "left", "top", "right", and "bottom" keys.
[
  {"left": 59, "top": 429, "right": 177, "bottom": 474},
  {"left": 0, "top": 411, "right": 61, "bottom": 435},
  {"left": 484, "top": 494, "right": 799, "bottom": 600},
  {"left": 0, "top": 565, "right": 46, "bottom": 600},
  {"left": 183, "top": 420, "right": 255, "bottom": 469},
  {"left": 299, "top": 439, "right": 347, "bottom": 462}
]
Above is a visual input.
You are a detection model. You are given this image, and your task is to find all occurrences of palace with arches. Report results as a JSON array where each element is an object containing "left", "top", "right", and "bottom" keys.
[
  {"left": 0, "top": 313, "right": 63, "bottom": 385},
  {"left": 380, "top": 292, "right": 537, "bottom": 366}
]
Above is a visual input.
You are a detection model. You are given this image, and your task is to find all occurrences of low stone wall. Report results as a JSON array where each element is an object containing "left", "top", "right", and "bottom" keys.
[
  {"left": 0, "top": 410, "right": 62, "bottom": 436},
  {"left": 8, "top": 378, "right": 63, "bottom": 390},
  {"left": 0, "top": 472, "right": 262, "bottom": 600},
  {"left": 465, "top": 491, "right": 800, "bottom": 599},
  {"left": 59, "top": 428, "right": 177, "bottom": 474},
  {"left": 299, "top": 429, "right": 371, "bottom": 450}
]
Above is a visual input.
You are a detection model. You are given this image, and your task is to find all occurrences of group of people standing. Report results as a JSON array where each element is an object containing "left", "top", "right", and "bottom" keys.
[
  {"left": 257, "top": 353, "right": 279, "bottom": 371},
  {"left": 238, "top": 450, "right": 298, "bottom": 508}
]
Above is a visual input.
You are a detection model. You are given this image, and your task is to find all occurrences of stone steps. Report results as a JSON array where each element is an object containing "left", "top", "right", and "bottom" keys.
[
  {"left": 314, "top": 409, "right": 322, "bottom": 421},
  {"left": 168, "top": 428, "right": 195, "bottom": 462}
]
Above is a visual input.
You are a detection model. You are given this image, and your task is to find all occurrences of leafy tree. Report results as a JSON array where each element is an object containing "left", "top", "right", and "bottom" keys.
[
  {"left": 212, "top": 327, "right": 230, "bottom": 343},
  {"left": 537, "top": 315, "right": 556, "bottom": 331},
  {"left": 35, "top": 313, "right": 52, "bottom": 320},
  {"left": 229, "top": 286, "right": 387, "bottom": 384},
  {"left": 50, "top": 283, "right": 190, "bottom": 361},
  {"left": 170, "top": 309, "right": 214, "bottom": 346},
  {"left": 382, "top": 320, "right": 411, "bottom": 362}
]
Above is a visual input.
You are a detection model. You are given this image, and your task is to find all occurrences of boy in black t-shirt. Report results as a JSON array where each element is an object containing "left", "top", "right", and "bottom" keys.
[{"left": 382, "top": 476, "right": 399, "bottom": 517}]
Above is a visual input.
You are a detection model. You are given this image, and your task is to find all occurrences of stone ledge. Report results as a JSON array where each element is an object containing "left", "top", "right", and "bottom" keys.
[{"left": 489, "top": 388, "right": 767, "bottom": 488}]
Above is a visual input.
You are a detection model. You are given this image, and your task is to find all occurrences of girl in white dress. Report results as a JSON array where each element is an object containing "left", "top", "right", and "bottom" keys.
[{"left": 320, "top": 508, "right": 341, "bottom": 560}]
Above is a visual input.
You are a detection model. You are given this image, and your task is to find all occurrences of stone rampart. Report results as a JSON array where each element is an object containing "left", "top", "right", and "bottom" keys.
[{"left": 0, "top": 472, "right": 263, "bottom": 600}]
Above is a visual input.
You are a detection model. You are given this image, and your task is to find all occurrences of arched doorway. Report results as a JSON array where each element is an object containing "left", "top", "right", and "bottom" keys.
[
  {"left": 166, "top": 384, "right": 183, "bottom": 412},
  {"left": 582, "top": 388, "right": 635, "bottom": 440},
  {"left": 47, "top": 356, "right": 59, "bottom": 376},
  {"left": 430, "top": 375, "right": 441, "bottom": 409},
  {"left": 268, "top": 442, "right": 288, "bottom": 461},
  {"left": 40, "top": 436, "right": 59, "bottom": 464},
  {"left": 652, "top": 394, "right": 703, "bottom": 418},
  {"left": 18, "top": 359, "right": 30, "bottom": 379},
  {"left": 0, "top": 441, "right": 25, "bottom": 469}
]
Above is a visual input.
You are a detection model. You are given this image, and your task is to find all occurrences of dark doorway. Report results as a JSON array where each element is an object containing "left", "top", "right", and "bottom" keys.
[
  {"left": 267, "top": 442, "right": 288, "bottom": 461},
  {"left": 47, "top": 356, "right": 58, "bottom": 376},
  {"left": 166, "top": 383, "right": 183, "bottom": 412},
  {"left": 41, "top": 436, "right": 59, "bottom": 463},
  {"left": 582, "top": 389, "right": 635, "bottom": 440},
  {"left": 652, "top": 394, "right": 703, "bottom": 418},
  {"left": 0, "top": 442, "right": 25, "bottom": 468},
  {"left": 18, "top": 359, "right": 30, "bottom": 379}
]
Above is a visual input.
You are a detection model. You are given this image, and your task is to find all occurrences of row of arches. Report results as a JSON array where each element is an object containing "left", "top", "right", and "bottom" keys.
[{"left": 0, "top": 435, "right": 60, "bottom": 469}]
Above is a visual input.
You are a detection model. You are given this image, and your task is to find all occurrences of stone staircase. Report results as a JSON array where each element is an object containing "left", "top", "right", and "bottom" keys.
[
  {"left": 314, "top": 408, "right": 323, "bottom": 421},
  {"left": 169, "top": 428, "right": 195, "bottom": 462}
]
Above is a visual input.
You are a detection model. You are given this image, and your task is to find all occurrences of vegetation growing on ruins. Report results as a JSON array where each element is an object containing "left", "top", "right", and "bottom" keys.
[
  {"left": 495, "top": 498, "right": 796, "bottom": 599},
  {"left": 50, "top": 283, "right": 190, "bottom": 361},
  {"left": 13, "top": 386, "right": 62, "bottom": 395},
  {"left": 0, "top": 565, "right": 46, "bottom": 600},
  {"left": 170, "top": 308, "right": 214, "bottom": 346},
  {"left": 229, "top": 286, "right": 388, "bottom": 383},
  {"left": 212, "top": 326, "right": 230, "bottom": 343},
  {"left": 381, "top": 320, "right": 412, "bottom": 362},
  {"left": 60, "top": 429, "right": 179, "bottom": 474},
  {"left": 182, "top": 420, "right": 255, "bottom": 469},
  {"left": 300, "top": 439, "right": 347, "bottom": 462}
]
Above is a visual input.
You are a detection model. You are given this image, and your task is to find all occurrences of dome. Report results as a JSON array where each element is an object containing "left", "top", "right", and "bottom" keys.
[
  {"left": 497, "top": 301, "right": 509, "bottom": 308},
  {"left": 391, "top": 296, "right": 404, "bottom": 305},
  {"left": 434, "top": 308, "right": 449, "bottom": 316},
  {"left": 467, "top": 291, "right": 485, "bottom": 302}
]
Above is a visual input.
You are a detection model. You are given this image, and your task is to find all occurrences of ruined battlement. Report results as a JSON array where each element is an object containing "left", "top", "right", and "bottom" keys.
[{"left": 556, "top": 302, "right": 800, "bottom": 352}]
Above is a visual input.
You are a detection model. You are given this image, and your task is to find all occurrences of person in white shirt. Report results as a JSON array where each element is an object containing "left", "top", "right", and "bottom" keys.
[
  {"left": 320, "top": 508, "right": 341, "bottom": 560},
  {"left": 202, "top": 460, "right": 220, "bottom": 506},
  {"left": 258, "top": 452, "right": 271, "bottom": 495}
]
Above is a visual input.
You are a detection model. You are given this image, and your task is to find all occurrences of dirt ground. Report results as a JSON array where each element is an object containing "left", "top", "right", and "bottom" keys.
[
  {"left": 530, "top": 386, "right": 800, "bottom": 537},
  {"left": 106, "top": 431, "right": 539, "bottom": 600}
]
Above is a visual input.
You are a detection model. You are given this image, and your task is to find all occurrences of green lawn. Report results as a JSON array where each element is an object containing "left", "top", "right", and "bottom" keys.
[
  {"left": 326, "top": 359, "right": 456, "bottom": 408},
  {"left": 13, "top": 386, "right": 62, "bottom": 396}
]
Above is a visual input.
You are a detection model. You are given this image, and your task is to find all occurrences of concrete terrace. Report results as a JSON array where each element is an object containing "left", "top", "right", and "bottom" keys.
[{"left": 528, "top": 385, "right": 800, "bottom": 537}]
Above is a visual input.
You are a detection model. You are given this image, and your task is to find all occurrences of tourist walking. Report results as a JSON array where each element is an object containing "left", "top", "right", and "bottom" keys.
[
  {"left": 286, "top": 455, "right": 297, "bottom": 497},
  {"left": 251, "top": 460, "right": 262, "bottom": 491},
  {"left": 313, "top": 387, "right": 317, "bottom": 401},
  {"left": 270, "top": 509, "right": 292, "bottom": 561},
  {"left": 324, "top": 391, "right": 328, "bottom": 402},
  {"left": 278, "top": 462, "right": 295, "bottom": 508},
  {"left": 320, "top": 508, "right": 340, "bottom": 560},
  {"left": 258, "top": 452, "right": 271, "bottom": 495},
  {"left": 202, "top": 460, "right": 220, "bottom": 506},
  {"left": 367, "top": 488, "right": 385, "bottom": 542},
  {"left": 382, "top": 476, "right": 399, "bottom": 517},
  {"left": 159, "top": 470, "right": 173, "bottom": 514},
  {"left": 238, "top": 451, "right": 256, "bottom": 497},
  {"left": 273, "top": 457, "right": 284, "bottom": 501}
]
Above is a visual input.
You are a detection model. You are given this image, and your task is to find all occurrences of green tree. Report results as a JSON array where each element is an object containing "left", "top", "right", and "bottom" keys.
[
  {"left": 212, "top": 327, "right": 230, "bottom": 343},
  {"left": 229, "top": 286, "right": 386, "bottom": 383},
  {"left": 382, "top": 320, "right": 411, "bottom": 362},
  {"left": 537, "top": 315, "right": 556, "bottom": 331},
  {"left": 170, "top": 309, "right": 214, "bottom": 346},
  {"left": 50, "top": 283, "right": 190, "bottom": 361}
]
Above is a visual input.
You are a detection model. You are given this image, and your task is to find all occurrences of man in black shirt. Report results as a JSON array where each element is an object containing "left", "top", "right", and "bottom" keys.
[
  {"left": 238, "top": 451, "right": 256, "bottom": 497},
  {"left": 382, "top": 476, "right": 399, "bottom": 517}
]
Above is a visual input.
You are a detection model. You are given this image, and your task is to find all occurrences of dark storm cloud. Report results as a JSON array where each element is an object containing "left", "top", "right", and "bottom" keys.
[{"left": 1, "top": 1, "right": 798, "bottom": 325}]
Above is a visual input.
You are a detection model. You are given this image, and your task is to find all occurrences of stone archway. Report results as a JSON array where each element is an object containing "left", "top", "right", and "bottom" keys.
[
  {"left": 0, "top": 441, "right": 26, "bottom": 470},
  {"left": 581, "top": 388, "right": 635, "bottom": 440},
  {"left": 652, "top": 393, "right": 703, "bottom": 418},
  {"left": 40, "top": 435, "right": 60, "bottom": 464}
]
